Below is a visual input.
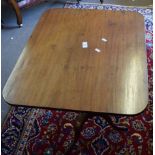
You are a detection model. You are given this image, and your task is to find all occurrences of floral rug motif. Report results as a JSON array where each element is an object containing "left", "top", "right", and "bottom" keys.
[{"left": 2, "top": 3, "right": 153, "bottom": 155}]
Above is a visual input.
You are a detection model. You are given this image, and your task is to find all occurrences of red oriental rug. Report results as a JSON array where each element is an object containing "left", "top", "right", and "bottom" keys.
[{"left": 2, "top": 3, "right": 153, "bottom": 155}]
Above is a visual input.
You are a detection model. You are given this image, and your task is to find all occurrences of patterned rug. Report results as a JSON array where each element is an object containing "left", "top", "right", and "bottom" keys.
[{"left": 2, "top": 3, "right": 153, "bottom": 155}]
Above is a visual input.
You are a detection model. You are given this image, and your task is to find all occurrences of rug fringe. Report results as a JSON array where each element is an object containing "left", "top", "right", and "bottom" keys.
[{"left": 66, "top": 1, "right": 153, "bottom": 8}]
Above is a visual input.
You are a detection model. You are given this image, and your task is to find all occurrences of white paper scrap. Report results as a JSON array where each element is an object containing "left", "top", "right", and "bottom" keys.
[
  {"left": 101, "top": 38, "right": 108, "bottom": 42},
  {"left": 95, "top": 48, "right": 101, "bottom": 52},
  {"left": 82, "top": 42, "right": 88, "bottom": 48}
]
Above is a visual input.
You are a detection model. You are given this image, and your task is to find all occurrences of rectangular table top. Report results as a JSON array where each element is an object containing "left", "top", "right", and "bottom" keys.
[{"left": 3, "top": 8, "right": 148, "bottom": 114}]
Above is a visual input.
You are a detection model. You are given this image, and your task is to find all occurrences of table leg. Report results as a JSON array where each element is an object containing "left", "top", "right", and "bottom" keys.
[
  {"left": 77, "top": 0, "right": 81, "bottom": 3},
  {"left": 100, "top": 0, "right": 104, "bottom": 3},
  {"left": 1, "top": 20, "right": 5, "bottom": 29},
  {"left": 65, "top": 112, "right": 128, "bottom": 154},
  {"left": 64, "top": 112, "right": 91, "bottom": 154},
  {"left": 103, "top": 114, "right": 128, "bottom": 131},
  {"left": 8, "top": 0, "right": 23, "bottom": 27}
]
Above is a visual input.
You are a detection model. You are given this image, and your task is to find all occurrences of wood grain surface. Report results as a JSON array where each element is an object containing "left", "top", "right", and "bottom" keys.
[{"left": 3, "top": 9, "right": 148, "bottom": 114}]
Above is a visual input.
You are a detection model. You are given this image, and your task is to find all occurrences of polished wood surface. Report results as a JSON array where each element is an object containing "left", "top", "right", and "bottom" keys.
[{"left": 3, "top": 9, "right": 148, "bottom": 114}]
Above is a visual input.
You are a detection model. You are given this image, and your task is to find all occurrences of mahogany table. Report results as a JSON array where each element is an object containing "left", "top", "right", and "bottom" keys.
[{"left": 3, "top": 8, "right": 148, "bottom": 115}]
